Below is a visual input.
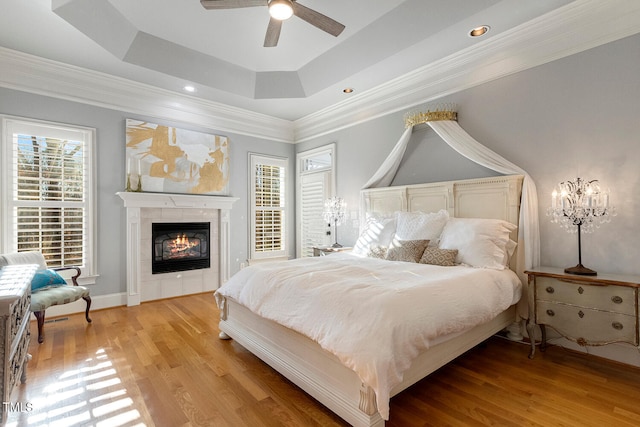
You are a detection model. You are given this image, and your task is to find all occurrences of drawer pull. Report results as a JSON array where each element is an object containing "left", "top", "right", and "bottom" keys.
[
  {"left": 611, "top": 296, "right": 623, "bottom": 304},
  {"left": 578, "top": 311, "right": 584, "bottom": 318},
  {"left": 612, "top": 322, "right": 624, "bottom": 330},
  {"left": 578, "top": 286, "right": 584, "bottom": 294},
  {"left": 546, "top": 309, "right": 555, "bottom": 316},
  {"left": 545, "top": 286, "right": 555, "bottom": 294}
]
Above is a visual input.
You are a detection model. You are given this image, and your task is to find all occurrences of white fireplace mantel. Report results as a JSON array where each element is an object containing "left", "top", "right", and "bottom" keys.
[
  {"left": 117, "top": 191, "right": 238, "bottom": 210},
  {"left": 117, "top": 192, "right": 239, "bottom": 306}
]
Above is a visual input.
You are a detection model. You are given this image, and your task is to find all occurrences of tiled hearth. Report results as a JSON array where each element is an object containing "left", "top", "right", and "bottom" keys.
[{"left": 117, "top": 192, "right": 238, "bottom": 306}]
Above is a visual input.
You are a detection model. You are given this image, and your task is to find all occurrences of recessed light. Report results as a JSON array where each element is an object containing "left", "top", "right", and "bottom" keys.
[
  {"left": 343, "top": 88, "right": 354, "bottom": 94},
  {"left": 469, "top": 25, "right": 490, "bottom": 38},
  {"left": 183, "top": 85, "right": 196, "bottom": 93}
]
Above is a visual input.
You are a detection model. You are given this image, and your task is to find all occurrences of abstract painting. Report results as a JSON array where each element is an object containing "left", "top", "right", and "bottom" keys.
[{"left": 125, "top": 119, "right": 229, "bottom": 195}]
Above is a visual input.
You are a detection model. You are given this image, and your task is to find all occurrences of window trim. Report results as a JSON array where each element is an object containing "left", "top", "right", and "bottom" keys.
[
  {"left": 248, "top": 153, "right": 288, "bottom": 261},
  {"left": 0, "top": 115, "right": 97, "bottom": 284}
]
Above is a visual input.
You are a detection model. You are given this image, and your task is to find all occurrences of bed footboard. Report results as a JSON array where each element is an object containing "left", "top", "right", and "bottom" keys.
[
  {"left": 217, "top": 296, "right": 517, "bottom": 427},
  {"left": 218, "top": 296, "right": 385, "bottom": 427}
]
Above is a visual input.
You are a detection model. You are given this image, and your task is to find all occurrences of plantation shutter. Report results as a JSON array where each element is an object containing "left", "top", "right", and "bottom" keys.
[
  {"left": 299, "top": 171, "right": 330, "bottom": 257},
  {"left": 250, "top": 155, "right": 287, "bottom": 259},
  {"left": 13, "top": 134, "right": 85, "bottom": 267}
]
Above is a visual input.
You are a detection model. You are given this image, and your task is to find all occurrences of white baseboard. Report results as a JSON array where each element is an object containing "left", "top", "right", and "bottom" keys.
[
  {"left": 518, "top": 319, "right": 640, "bottom": 368},
  {"left": 546, "top": 337, "right": 640, "bottom": 368}
]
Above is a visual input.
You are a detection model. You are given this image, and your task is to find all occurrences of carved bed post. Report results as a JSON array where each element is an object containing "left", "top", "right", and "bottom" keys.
[
  {"left": 218, "top": 296, "right": 231, "bottom": 340},
  {"left": 358, "top": 384, "right": 378, "bottom": 416}
]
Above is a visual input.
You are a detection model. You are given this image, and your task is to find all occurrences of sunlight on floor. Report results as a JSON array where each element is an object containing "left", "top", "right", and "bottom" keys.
[{"left": 6, "top": 348, "right": 146, "bottom": 427}]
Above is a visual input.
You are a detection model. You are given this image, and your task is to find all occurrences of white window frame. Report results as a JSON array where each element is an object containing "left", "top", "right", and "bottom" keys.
[
  {"left": 296, "top": 143, "right": 335, "bottom": 257},
  {"left": 249, "top": 153, "right": 287, "bottom": 261},
  {"left": 0, "top": 115, "right": 97, "bottom": 284}
]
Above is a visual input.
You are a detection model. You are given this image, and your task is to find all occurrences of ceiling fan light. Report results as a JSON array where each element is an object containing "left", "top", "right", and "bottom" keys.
[{"left": 269, "top": 0, "right": 293, "bottom": 20}]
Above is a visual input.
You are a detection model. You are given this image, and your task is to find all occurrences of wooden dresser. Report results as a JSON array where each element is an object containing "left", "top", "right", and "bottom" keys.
[
  {"left": 0, "top": 264, "right": 36, "bottom": 421},
  {"left": 525, "top": 267, "right": 640, "bottom": 359}
]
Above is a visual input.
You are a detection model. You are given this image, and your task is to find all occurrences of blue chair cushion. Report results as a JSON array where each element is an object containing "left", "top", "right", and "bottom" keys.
[{"left": 31, "top": 269, "right": 67, "bottom": 291}]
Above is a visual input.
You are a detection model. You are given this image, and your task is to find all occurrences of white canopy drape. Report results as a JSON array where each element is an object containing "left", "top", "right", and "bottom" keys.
[{"left": 362, "top": 120, "right": 540, "bottom": 271}]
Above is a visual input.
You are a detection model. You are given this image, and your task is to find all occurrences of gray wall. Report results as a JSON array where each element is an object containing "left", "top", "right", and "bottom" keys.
[
  {"left": 2, "top": 31, "right": 639, "bottom": 299},
  {"left": 297, "top": 32, "right": 640, "bottom": 277},
  {"left": 0, "top": 87, "right": 295, "bottom": 296}
]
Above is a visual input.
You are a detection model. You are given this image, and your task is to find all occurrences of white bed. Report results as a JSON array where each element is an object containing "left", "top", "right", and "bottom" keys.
[{"left": 215, "top": 175, "right": 524, "bottom": 427}]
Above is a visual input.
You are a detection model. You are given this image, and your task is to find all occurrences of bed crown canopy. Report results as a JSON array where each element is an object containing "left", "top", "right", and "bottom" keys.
[{"left": 362, "top": 104, "right": 540, "bottom": 270}]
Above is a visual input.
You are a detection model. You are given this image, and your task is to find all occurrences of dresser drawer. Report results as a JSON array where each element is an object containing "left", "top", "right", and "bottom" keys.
[
  {"left": 536, "top": 276, "right": 636, "bottom": 315},
  {"left": 7, "top": 327, "right": 30, "bottom": 391},
  {"left": 536, "top": 301, "right": 638, "bottom": 345},
  {"left": 9, "top": 291, "right": 30, "bottom": 344}
]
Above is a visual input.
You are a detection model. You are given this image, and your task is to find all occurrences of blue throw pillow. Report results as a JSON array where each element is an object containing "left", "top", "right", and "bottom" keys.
[{"left": 31, "top": 269, "right": 67, "bottom": 291}]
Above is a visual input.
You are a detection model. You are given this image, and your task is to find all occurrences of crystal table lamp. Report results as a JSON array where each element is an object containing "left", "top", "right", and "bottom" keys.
[
  {"left": 547, "top": 177, "right": 615, "bottom": 275},
  {"left": 323, "top": 197, "right": 347, "bottom": 248}
]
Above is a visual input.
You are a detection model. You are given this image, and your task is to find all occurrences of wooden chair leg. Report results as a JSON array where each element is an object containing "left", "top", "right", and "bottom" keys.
[
  {"left": 34, "top": 311, "right": 45, "bottom": 344},
  {"left": 82, "top": 296, "right": 92, "bottom": 323}
]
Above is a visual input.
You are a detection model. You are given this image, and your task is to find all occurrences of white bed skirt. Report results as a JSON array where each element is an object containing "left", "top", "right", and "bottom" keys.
[{"left": 219, "top": 296, "right": 517, "bottom": 427}]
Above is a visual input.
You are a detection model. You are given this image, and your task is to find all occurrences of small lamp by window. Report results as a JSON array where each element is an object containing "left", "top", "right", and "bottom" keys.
[{"left": 323, "top": 197, "right": 347, "bottom": 248}]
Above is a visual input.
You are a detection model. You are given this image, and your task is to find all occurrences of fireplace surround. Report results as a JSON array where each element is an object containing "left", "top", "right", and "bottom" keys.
[{"left": 117, "top": 192, "right": 238, "bottom": 306}]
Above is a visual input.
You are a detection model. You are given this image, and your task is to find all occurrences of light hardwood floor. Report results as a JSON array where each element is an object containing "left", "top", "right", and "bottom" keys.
[{"left": 6, "top": 293, "right": 640, "bottom": 426}]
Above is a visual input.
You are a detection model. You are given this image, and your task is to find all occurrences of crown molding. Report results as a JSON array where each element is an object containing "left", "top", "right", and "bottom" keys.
[
  {"left": 294, "top": 0, "right": 640, "bottom": 142},
  {"left": 1, "top": 1, "right": 639, "bottom": 145},
  {"left": 0, "top": 47, "right": 295, "bottom": 143}
]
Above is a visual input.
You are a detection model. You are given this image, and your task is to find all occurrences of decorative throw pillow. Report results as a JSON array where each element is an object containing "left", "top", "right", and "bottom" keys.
[
  {"left": 352, "top": 214, "right": 396, "bottom": 256},
  {"left": 367, "top": 245, "right": 388, "bottom": 259},
  {"left": 438, "top": 218, "right": 517, "bottom": 269},
  {"left": 385, "top": 239, "right": 430, "bottom": 263},
  {"left": 394, "top": 210, "right": 449, "bottom": 243},
  {"left": 419, "top": 247, "right": 458, "bottom": 266},
  {"left": 31, "top": 269, "right": 67, "bottom": 291}
]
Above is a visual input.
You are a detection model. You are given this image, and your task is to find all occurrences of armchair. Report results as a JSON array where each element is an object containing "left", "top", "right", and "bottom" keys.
[{"left": 0, "top": 251, "right": 92, "bottom": 343}]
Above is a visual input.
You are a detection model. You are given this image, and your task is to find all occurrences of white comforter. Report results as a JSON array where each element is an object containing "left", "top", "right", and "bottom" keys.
[{"left": 214, "top": 253, "right": 522, "bottom": 420}]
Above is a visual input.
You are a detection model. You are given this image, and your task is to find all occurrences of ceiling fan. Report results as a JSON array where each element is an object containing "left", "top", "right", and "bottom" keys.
[{"left": 200, "top": 0, "right": 346, "bottom": 47}]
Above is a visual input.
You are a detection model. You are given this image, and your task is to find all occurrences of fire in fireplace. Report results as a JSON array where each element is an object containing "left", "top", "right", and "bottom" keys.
[{"left": 152, "top": 222, "right": 211, "bottom": 274}]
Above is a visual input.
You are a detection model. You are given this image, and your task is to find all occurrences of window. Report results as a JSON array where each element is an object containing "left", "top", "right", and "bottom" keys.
[
  {"left": 249, "top": 154, "right": 287, "bottom": 260},
  {"left": 296, "top": 144, "right": 335, "bottom": 257},
  {"left": 1, "top": 116, "right": 96, "bottom": 281}
]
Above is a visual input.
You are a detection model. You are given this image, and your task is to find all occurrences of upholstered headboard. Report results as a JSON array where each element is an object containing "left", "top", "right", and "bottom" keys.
[{"left": 360, "top": 175, "right": 524, "bottom": 271}]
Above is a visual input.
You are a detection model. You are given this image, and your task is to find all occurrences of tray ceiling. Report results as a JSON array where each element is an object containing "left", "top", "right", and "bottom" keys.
[{"left": 1, "top": 0, "right": 587, "bottom": 121}]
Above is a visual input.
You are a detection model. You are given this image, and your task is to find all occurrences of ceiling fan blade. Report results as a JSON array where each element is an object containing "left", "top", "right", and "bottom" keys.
[
  {"left": 200, "top": 0, "right": 266, "bottom": 10},
  {"left": 264, "top": 18, "right": 283, "bottom": 47},
  {"left": 291, "top": 2, "right": 345, "bottom": 37}
]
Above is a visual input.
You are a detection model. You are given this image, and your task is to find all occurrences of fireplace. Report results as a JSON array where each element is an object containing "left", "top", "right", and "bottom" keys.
[
  {"left": 152, "top": 222, "right": 211, "bottom": 274},
  {"left": 118, "top": 191, "right": 237, "bottom": 306}
]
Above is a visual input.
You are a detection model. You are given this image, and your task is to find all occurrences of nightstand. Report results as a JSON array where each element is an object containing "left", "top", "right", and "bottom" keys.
[
  {"left": 312, "top": 246, "right": 352, "bottom": 257},
  {"left": 525, "top": 267, "right": 640, "bottom": 359}
]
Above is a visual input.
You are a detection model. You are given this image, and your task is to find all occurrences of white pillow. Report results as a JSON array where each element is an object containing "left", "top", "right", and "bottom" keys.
[
  {"left": 352, "top": 214, "right": 396, "bottom": 257},
  {"left": 502, "top": 239, "right": 518, "bottom": 267},
  {"left": 438, "top": 218, "right": 517, "bottom": 269},
  {"left": 394, "top": 210, "right": 449, "bottom": 242}
]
